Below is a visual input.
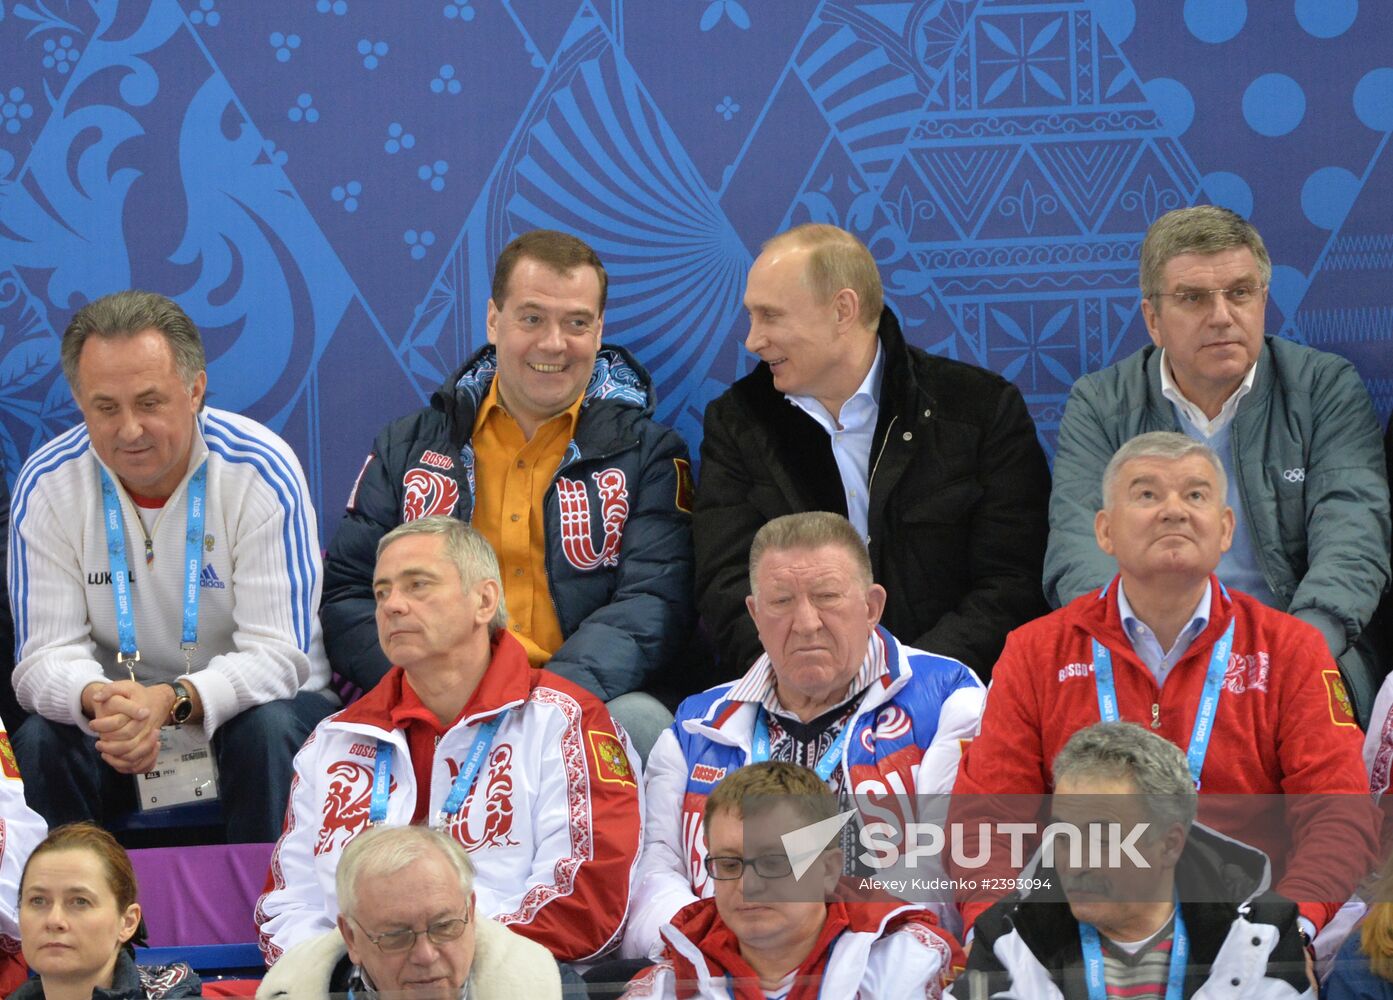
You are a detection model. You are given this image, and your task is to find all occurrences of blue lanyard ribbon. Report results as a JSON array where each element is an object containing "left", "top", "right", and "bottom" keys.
[
  {"left": 1091, "top": 617, "right": 1234, "bottom": 788},
  {"left": 751, "top": 707, "right": 852, "bottom": 782},
  {"left": 1080, "top": 904, "right": 1188, "bottom": 1000},
  {"left": 99, "top": 463, "right": 208, "bottom": 673},
  {"left": 369, "top": 716, "right": 504, "bottom": 828}
]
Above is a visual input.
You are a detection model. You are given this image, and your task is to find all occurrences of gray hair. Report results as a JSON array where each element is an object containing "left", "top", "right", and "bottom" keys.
[
  {"left": 61, "top": 290, "right": 207, "bottom": 399},
  {"left": 748, "top": 511, "right": 873, "bottom": 596},
  {"left": 336, "top": 824, "right": 476, "bottom": 919},
  {"left": 1140, "top": 205, "right": 1272, "bottom": 300},
  {"left": 1052, "top": 721, "right": 1197, "bottom": 833},
  {"left": 1101, "top": 432, "right": 1227, "bottom": 509},
  {"left": 763, "top": 224, "right": 883, "bottom": 328},
  {"left": 377, "top": 515, "right": 508, "bottom": 634}
]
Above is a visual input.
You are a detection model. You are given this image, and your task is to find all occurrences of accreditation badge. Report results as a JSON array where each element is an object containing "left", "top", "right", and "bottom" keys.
[{"left": 135, "top": 725, "right": 220, "bottom": 810}]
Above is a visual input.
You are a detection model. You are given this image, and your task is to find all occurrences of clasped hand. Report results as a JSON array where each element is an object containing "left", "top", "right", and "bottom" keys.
[{"left": 86, "top": 680, "right": 175, "bottom": 774}]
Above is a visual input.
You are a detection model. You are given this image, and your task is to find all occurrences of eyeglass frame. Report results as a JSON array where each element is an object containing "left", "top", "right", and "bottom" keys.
[
  {"left": 351, "top": 912, "right": 472, "bottom": 953},
  {"left": 704, "top": 853, "right": 796, "bottom": 881},
  {"left": 1148, "top": 283, "right": 1267, "bottom": 311}
]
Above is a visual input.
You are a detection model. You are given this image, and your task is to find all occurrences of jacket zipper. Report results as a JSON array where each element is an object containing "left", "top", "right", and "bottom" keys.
[{"left": 866, "top": 415, "right": 898, "bottom": 530}]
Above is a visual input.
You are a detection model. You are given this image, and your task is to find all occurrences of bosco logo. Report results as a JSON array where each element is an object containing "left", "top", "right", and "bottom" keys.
[{"left": 402, "top": 468, "right": 460, "bottom": 521}]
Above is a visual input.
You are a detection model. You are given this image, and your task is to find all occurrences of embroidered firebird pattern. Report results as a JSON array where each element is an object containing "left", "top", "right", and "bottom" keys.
[
  {"left": 402, "top": 468, "right": 460, "bottom": 521},
  {"left": 898, "top": 920, "right": 957, "bottom": 995},
  {"left": 444, "top": 744, "right": 519, "bottom": 850},
  {"left": 315, "top": 760, "right": 389, "bottom": 856},
  {"left": 588, "top": 730, "right": 635, "bottom": 787},
  {"left": 494, "top": 688, "right": 591, "bottom": 925},
  {"left": 1222, "top": 651, "right": 1271, "bottom": 695},
  {"left": 556, "top": 468, "right": 629, "bottom": 570}
]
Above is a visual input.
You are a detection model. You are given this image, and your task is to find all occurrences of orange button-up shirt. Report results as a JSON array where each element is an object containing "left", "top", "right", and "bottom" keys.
[{"left": 470, "top": 380, "right": 582, "bottom": 666}]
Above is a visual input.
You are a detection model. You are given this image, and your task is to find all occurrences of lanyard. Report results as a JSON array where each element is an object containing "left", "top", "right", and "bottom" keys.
[
  {"left": 1080, "top": 905, "right": 1188, "bottom": 1000},
  {"left": 369, "top": 716, "right": 504, "bottom": 828},
  {"left": 99, "top": 463, "right": 208, "bottom": 674},
  {"left": 1091, "top": 617, "right": 1234, "bottom": 788},
  {"left": 751, "top": 707, "right": 852, "bottom": 782}
]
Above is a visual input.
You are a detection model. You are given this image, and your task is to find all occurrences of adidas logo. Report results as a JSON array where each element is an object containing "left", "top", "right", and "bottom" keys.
[{"left": 199, "top": 564, "right": 226, "bottom": 590}]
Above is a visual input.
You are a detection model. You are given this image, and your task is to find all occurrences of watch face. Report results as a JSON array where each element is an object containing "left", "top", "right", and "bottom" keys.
[{"left": 171, "top": 683, "right": 193, "bottom": 725}]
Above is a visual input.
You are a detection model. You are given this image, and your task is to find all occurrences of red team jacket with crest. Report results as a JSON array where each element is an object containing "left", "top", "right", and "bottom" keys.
[
  {"left": 952, "top": 576, "right": 1375, "bottom": 933},
  {"left": 255, "top": 634, "right": 643, "bottom": 964},
  {"left": 623, "top": 626, "right": 984, "bottom": 958},
  {"left": 320, "top": 344, "right": 695, "bottom": 700}
]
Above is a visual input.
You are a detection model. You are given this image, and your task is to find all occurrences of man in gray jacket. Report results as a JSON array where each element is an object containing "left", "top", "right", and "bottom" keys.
[{"left": 1044, "top": 206, "right": 1389, "bottom": 722}]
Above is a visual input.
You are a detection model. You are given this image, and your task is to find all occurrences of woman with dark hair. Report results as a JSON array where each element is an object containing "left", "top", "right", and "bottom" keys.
[{"left": 14, "top": 824, "right": 200, "bottom": 1000}]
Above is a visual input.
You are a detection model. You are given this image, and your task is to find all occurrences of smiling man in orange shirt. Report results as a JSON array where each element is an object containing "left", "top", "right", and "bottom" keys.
[{"left": 322, "top": 230, "right": 695, "bottom": 757}]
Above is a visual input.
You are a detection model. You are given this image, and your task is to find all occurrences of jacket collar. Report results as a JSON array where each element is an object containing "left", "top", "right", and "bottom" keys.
[
  {"left": 1076, "top": 574, "right": 1235, "bottom": 673},
  {"left": 998, "top": 823, "right": 1270, "bottom": 985},
  {"left": 870, "top": 306, "right": 932, "bottom": 420},
  {"left": 1141, "top": 338, "right": 1276, "bottom": 427},
  {"left": 686, "top": 626, "right": 911, "bottom": 748},
  {"left": 432, "top": 343, "right": 656, "bottom": 449},
  {"left": 659, "top": 894, "right": 951, "bottom": 1000},
  {"left": 332, "top": 632, "right": 532, "bottom": 733}
]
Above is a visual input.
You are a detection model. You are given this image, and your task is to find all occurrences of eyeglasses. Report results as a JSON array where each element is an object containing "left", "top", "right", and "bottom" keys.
[
  {"left": 355, "top": 914, "right": 470, "bottom": 953},
  {"left": 704, "top": 854, "right": 794, "bottom": 880},
  {"left": 1150, "top": 284, "right": 1265, "bottom": 314}
]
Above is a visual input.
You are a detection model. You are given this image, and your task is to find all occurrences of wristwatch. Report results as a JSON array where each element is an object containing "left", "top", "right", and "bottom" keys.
[{"left": 168, "top": 681, "right": 194, "bottom": 726}]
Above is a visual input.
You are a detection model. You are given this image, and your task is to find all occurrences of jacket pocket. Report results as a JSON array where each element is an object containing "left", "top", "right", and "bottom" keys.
[{"left": 896, "top": 477, "right": 984, "bottom": 524}]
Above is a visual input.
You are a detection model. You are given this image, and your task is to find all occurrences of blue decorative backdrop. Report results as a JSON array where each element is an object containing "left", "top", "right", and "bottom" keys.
[{"left": 1, "top": 0, "right": 1389, "bottom": 544}]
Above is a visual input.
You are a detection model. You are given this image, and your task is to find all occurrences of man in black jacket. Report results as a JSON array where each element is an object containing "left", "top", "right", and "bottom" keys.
[
  {"left": 694, "top": 223, "right": 1049, "bottom": 681},
  {"left": 952, "top": 722, "right": 1313, "bottom": 998}
]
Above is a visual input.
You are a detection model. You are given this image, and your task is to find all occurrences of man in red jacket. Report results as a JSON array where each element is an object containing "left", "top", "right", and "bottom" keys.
[{"left": 953, "top": 431, "right": 1375, "bottom": 946}]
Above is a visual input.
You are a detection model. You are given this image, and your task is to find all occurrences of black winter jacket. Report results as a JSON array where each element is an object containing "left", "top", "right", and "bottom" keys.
[
  {"left": 322, "top": 344, "right": 694, "bottom": 700},
  {"left": 956, "top": 825, "right": 1312, "bottom": 998},
  {"left": 12, "top": 952, "right": 202, "bottom": 1000},
  {"left": 693, "top": 307, "right": 1050, "bottom": 680}
]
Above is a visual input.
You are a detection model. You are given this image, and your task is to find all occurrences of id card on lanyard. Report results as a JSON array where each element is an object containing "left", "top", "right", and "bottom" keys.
[
  {"left": 100, "top": 464, "right": 220, "bottom": 810},
  {"left": 1091, "top": 617, "right": 1235, "bottom": 788},
  {"left": 370, "top": 715, "right": 505, "bottom": 831}
]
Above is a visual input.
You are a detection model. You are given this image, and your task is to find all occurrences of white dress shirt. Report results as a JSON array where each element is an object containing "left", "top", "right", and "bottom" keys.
[{"left": 786, "top": 343, "right": 884, "bottom": 538}]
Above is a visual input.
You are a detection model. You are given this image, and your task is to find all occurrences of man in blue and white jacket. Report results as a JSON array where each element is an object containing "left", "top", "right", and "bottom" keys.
[
  {"left": 9, "top": 290, "right": 334, "bottom": 843},
  {"left": 623, "top": 511, "right": 984, "bottom": 959}
]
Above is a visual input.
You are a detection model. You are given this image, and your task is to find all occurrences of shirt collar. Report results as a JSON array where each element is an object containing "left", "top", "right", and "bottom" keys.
[
  {"left": 474, "top": 375, "right": 583, "bottom": 439},
  {"left": 1158, "top": 350, "right": 1257, "bottom": 435},
  {"left": 785, "top": 341, "right": 884, "bottom": 428},
  {"left": 1115, "top": 579, "right": 1211, "bottom": 647},
  {"left": 726, "top": 630, "right": 889, "bottom": 718}
]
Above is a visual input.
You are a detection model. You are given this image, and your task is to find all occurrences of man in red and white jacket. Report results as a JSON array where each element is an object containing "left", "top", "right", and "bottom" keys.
[
  {"left": 623, "top": 761, "right": 962, "bottom": 999},
  {"left": 256, "top": 516, "right": 643, "bottom": 965},
  {"left": 954, "top": 432, "right": 1375, "bottom": 941}
]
